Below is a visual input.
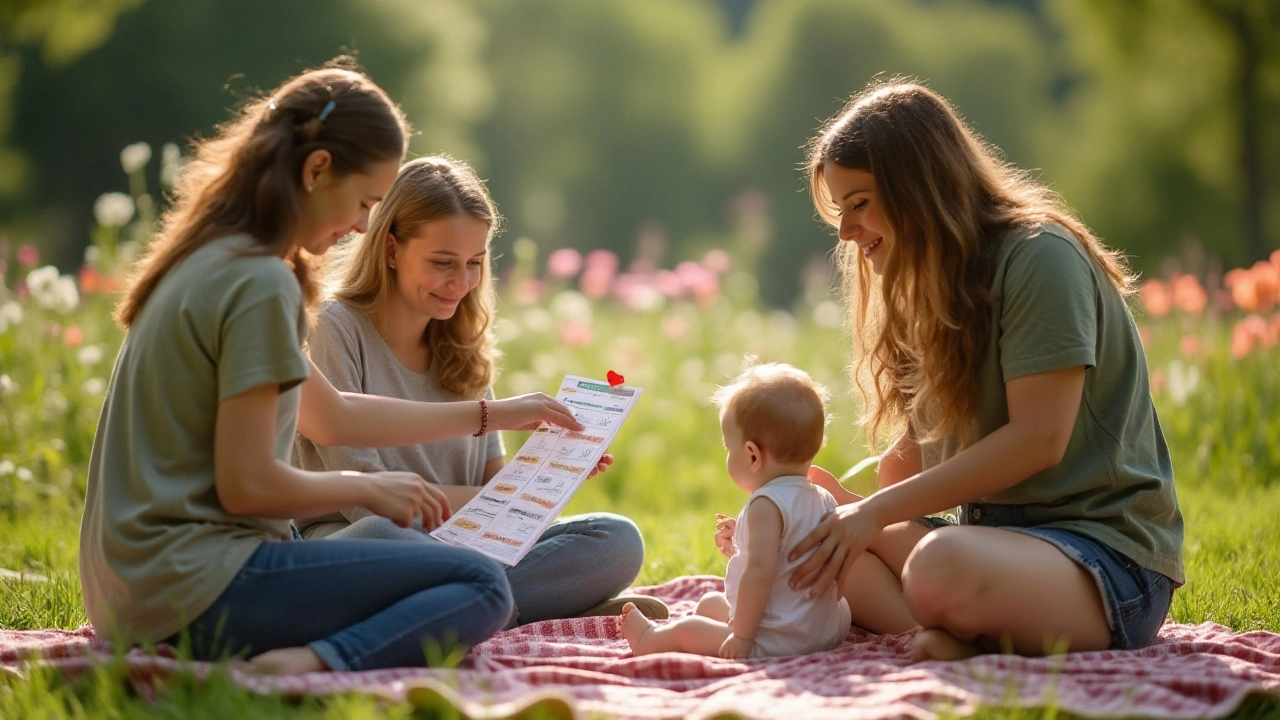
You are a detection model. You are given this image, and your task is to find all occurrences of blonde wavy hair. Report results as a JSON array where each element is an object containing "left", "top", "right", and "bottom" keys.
[
  {"left": 117, "top": 59, "right": 407, "bottom": 328},
  {"left": 807, "top": 79, "right": 1135, "bottom": 450},
  {"left": 325, "top": 155, "right": 501, "bottom": 399}
]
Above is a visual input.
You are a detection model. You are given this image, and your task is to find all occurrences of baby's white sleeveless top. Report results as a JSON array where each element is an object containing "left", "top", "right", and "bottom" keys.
[{"left": 724, "top": 475, "right": 852, "bottom": 657}]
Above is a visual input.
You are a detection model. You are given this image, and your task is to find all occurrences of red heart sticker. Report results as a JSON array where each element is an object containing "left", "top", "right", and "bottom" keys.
[{"left": 606, "top": 370, "right": 625, "bottom": 387}]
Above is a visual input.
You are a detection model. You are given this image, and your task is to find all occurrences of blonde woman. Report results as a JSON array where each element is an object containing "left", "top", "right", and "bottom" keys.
[{"left": 294, "top": 156, "right": 666, "bottom": 625}]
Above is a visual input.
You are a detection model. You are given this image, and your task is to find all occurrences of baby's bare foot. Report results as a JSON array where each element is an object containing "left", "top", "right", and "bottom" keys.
[
  {"left": 619, "top": 602, "right": 658, "bottom": 655},
  {"left": 249, "top": 647, "right": 328, "bottom": 674},
  {"left": 910, "top": 628, "right": 981, "bottom": 663}
]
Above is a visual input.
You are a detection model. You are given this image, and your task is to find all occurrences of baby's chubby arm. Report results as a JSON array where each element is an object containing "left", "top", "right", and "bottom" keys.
[{"left": 720, "top": 496, "right": 784, "bottom": 659}]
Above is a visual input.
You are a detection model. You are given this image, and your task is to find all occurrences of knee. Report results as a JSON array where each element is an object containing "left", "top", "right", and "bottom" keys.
[
  {"left": 590, "top": 513, "right": 646, "bottom": 584},
  {"left": 901, "top": 528, "right": 984, "bottom": 631},
  {"left": 470, "top": 556, "right": 515, "bottom": 637}
]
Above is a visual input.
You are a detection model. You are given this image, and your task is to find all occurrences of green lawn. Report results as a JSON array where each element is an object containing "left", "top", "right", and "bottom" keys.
[{"left": 2, "top": 276, "right": 1278, "bottom": 718}]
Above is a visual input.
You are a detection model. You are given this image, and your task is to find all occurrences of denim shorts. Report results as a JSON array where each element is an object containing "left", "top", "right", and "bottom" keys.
[{"left": 918, "top": 504, "right": 1175, "bottom": 650}]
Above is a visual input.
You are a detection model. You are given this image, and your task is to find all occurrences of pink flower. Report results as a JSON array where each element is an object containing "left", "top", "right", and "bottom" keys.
[
  {"left": 1149, "top": 368, "right": 1167, "bottom": 394},
  {"left": 662, "top": 315, "right": 690, "bottom": 341},
  {"left": 558, "top": 322, "right": 594, "bottom": 348},
  {"left": 1178, "top": 334, "right": 1200, "bottom": 357},
  {"left": 579, "top": 269, "right": 614, "bottom": 300},
  {"left": 1230, "top": 322, "right": 1254, "bottom": 360},
  {"left": 702, "top": 249, "right": 731, "bottom": 274},
  {"left": 1170, "top": 274, "right": 1206, "bottom": 316},
  {"left": 584, "top": 249, "right": 620, "bottom": 275},
  {"left": 1224, "top": 268, "right": 1259, "bottom": 312},
  {"left": 1138, "top": 280, "right": 1171, "bottom": 318},
  {"left": 64, "top": 325, "right": 83, "bottom": 348},
  {"left": 514, "top": 278, "right": 544, "bottom": 306},
  {"left": 546, "top": 248, "right": 583, "bottom": 280},
  {"left": 78, "top": 266, "right": 101, "bottom": 294},
  {"left": 654, "top": 270, "right": 684, "bottom": 298},
  {"left": 17, "top": 244, "right": 38, "bottom": 268}
]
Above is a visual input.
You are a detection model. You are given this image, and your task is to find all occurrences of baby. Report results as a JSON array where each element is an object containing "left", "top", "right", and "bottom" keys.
[{"left": 620, "top": 362, "right": 851, "bottom": 659}]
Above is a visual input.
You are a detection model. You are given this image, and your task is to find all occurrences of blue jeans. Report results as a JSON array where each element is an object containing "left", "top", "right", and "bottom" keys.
[
  {"left": 166, "top": 538, "right": 512, "bottom": 671},
  {"left": 305, "top": 512, "right": 645, "bottom": 627},
  {"left": 920, "top": 504, "right": 1175, "bottom": 650}
]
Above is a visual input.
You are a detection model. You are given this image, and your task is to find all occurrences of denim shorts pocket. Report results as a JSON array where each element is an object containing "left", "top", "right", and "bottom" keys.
[{"left": 1113, "top": 567, "right": 1173, "bottom": 648}]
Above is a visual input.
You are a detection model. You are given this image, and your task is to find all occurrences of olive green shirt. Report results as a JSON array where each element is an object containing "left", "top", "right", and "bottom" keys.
[
  {"left": 79, "top": 235, "right": 310, "bottom": 643},
  {"left": 920, "top": 224, "right": 1184, "bottom": 583}
]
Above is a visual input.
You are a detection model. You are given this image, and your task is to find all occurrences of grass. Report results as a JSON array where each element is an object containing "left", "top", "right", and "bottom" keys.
[{"left": 2, "top": 265, "right": 1279, "bottom": 717}]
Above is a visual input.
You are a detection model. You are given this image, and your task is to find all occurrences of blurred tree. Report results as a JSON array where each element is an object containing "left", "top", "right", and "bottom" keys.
[
  {"left": 3, "top": 0, "right": 486, "bottom": 269},
  {"left": 1049, "top": 0, "right": 1279, "bottom": 268},
  {"left": 722, "top": 0, "right": 1056, "bottom": 305},
  {"left": 473, "top": 0, "right": 725, "bottom": 267},
  {"left": 0, "top": 0, "right": 144, "bottom": 199}
]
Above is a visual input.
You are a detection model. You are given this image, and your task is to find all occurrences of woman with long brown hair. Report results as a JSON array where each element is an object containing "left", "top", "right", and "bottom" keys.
[
  {"left": 294, "top": 155, "right": 665, "bottom": 625},
  {"left": 784, "top": 79, "right": 1182, "bottom": 660},
  {"left": 79, "top": 61, "right": 585, "bottom": 674}
]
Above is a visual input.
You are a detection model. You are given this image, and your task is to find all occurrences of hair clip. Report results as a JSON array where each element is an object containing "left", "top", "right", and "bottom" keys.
[
  {"left": 267, "top": 98, "right": 278, "bottom": 111},
  {"left": 318, "top": 100, "right": 336, "bottom": 122}
]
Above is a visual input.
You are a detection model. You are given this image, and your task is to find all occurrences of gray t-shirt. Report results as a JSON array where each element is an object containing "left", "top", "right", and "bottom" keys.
[
  {"left": 919, "top": 224, "right": 1184, "bottom": 583},
  {"left": 79, "top": 235, "right": 310, "bottom": 643},
  {"left": 293, "top": 301, "right": 504, "bottom": 534}
]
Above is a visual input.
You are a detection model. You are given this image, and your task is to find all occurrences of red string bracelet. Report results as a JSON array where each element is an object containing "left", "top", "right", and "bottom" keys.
[{"left": 473, "top": 398, "right": 489, "bottom": 437}]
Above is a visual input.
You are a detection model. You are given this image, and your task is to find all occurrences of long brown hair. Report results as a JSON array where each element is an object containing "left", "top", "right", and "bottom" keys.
[
  {"left": 325, "top": 156, "right": 501, "bottom": 399},
  {"left": 807, "top": 79, "right": 1134, "bottom": 449},
  {"left": 116, "top": 59, "right": 408, "bottom": 328}
]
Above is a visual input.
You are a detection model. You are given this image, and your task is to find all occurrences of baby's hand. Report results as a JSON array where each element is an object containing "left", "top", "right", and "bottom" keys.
[
  {"left": 718, "top": 633, "right": 754, "bottom": 659},
  {"left": 714, "top": 513, "right": 737, "bottom": 558}
]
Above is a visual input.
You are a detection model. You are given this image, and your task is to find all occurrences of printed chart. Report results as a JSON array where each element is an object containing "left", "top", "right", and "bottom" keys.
[{"left": 430, "top": 375, "right": 643, "bottom": 565}]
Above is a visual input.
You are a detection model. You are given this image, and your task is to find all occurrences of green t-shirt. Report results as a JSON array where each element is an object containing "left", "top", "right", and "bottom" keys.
[
  {"left": 919, "top": 224, "right": 1184, "bottom": 584},
  {"left": 79, "top": 235, "right": 310, "bottom": 643}
]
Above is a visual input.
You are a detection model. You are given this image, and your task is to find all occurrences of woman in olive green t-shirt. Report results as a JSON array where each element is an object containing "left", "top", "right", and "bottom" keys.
[
  {"left": 775, "top": 80, "right": 1182, "bottom": 660},
  {"left": 79, "top": 62, "right": 583, "bottom": 674}
]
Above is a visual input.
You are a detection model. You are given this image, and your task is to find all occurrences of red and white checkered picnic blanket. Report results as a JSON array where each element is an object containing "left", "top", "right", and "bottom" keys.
[{"left": 4, "top": 576, "right": 1279, "bottom": 719}]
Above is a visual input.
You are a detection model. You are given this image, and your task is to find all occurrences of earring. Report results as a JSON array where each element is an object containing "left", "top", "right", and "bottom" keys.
[{"left": 306, "top": 185, "right": 313, "bottom": 193}]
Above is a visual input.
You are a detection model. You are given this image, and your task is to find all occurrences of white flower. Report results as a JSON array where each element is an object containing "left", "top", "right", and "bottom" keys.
[
  {"left": 33, "top": 275, "right": 80, "bottom": 314},
  {"left": 493, "top": 318, "right": 521, "bottom": 343},
  {"left": 532, "top": 353, "right": 558, "bottom": 379},
  {"left": 82, "top": 378, "right": 106, "bottom": 396},
  {"left": 94, "top": 192, "right": 135, "bottom": 228},
  {"left": 813, "top": 300, "right": 843, "bottom": 329},
  {"left": 1167, "top": 361, "right": 1201, "bottom": 407},
  {"left": 550, "top": 290, "right": 593, "bottom": 325},
  {"left": 160, "top": 142, "right": 183, "bottom": 188},
  {"left": 522, "top": 307, "right": 552, "bottom": 333},
  {"left": 120, "top": 142, "right": 152, "bottom": 174},
  {"left": 25, "top": 265, "right": 59, "bottom": 297},
  {"left": 15, "top": 467, "right": 32, "bottom": 482},
  {"left": 0, "top": 460, "right": 12, "bottom": 476},
  {"left": 0, "top": 375, "right": 14, "bottom": 396},
  {"left": 78, "top": 345, "right": 104, "bottom": 366},
  {"left": 0, "top": 301, "right": 21, "bottom": 333},
  {"left": 27, "top": 267, "right": 79, "bottom": 313},
  {"left": 84, "top": 245, "right": 101, "bottom": 266}
]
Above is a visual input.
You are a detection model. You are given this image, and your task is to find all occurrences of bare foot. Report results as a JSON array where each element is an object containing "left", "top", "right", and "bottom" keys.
[
  {"left": 911, "top": 628, "right": 982, "bottom": 662},
  {"left": 619, "top": 602, "right": 658, "bottom": 656},
  {"left": 249, "top": 647, "right": 328, "bottom": 674}
]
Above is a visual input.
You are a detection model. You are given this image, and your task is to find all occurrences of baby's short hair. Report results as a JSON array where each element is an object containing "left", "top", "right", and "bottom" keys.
[{"left": 712, "top": 362, "right": 829, "bottom": 465}]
